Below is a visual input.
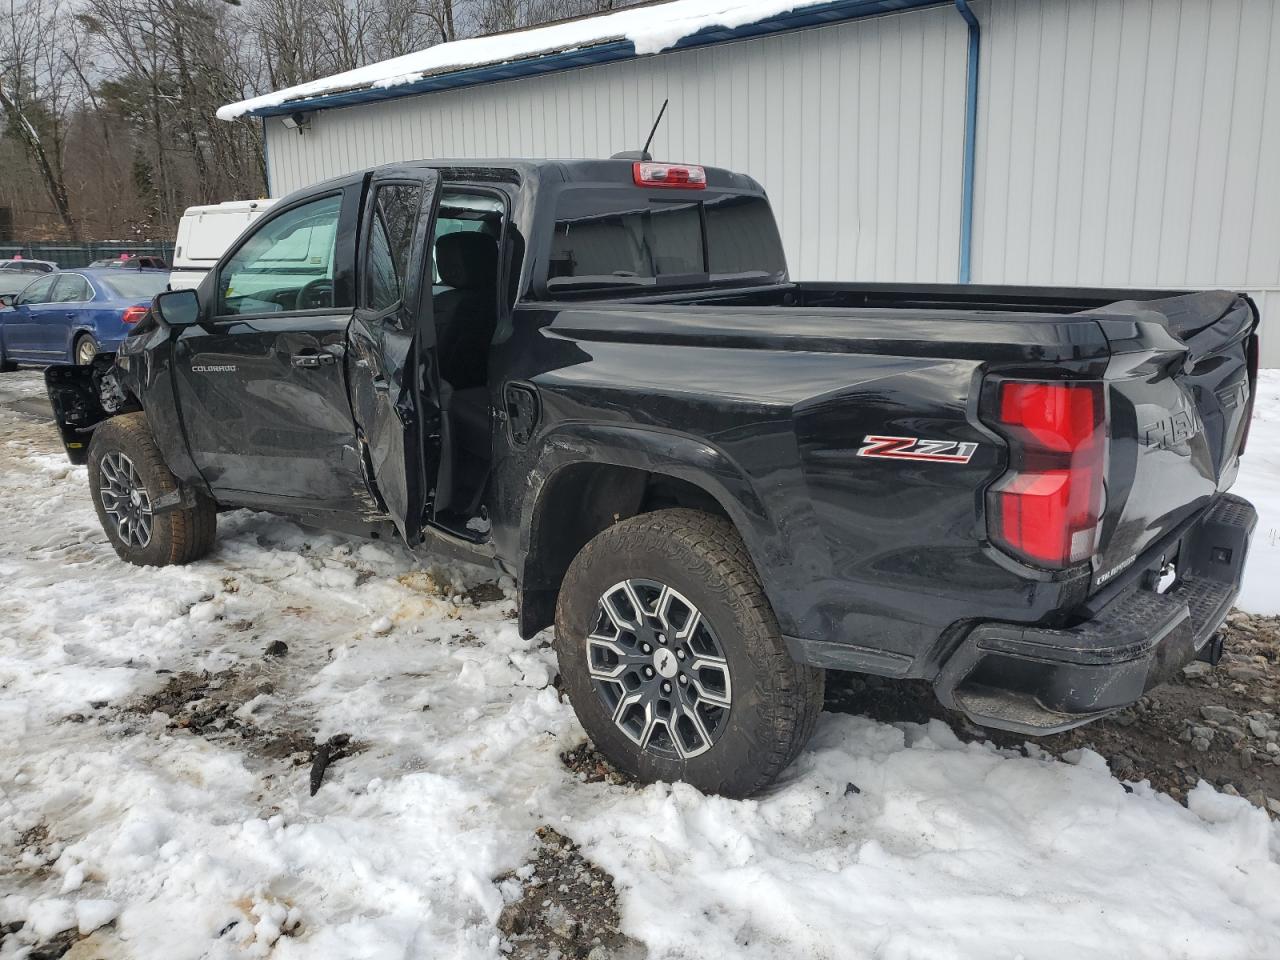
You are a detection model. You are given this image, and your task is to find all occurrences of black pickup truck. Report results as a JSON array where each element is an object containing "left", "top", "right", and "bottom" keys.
[{"left": 45, "top": 158, "right": 1259, "bottom": 796}]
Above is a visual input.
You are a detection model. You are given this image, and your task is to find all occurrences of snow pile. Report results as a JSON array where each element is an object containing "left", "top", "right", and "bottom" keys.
[
  {"left": 579, "top": 730, "right": 1280, "bottom": 958},
  {"left": 217, "top": 0, "right": 835, "bottom": 120},
  {"left": 1, "top": 368, "right": 1279, "bottom": 958}
]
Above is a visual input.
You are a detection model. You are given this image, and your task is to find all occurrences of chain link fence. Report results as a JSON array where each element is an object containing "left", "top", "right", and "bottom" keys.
[{"left": 0, "top": 242, "right": 176, "bottom": 269}]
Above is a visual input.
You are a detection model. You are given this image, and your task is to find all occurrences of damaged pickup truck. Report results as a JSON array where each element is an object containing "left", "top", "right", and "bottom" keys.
[{"left": 46, "top": 158, "right": 1260, "bottom": 796}]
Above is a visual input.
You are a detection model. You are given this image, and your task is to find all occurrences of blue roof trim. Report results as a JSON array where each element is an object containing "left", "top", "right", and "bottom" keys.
[{"left": 247, "top": 0, "right": 947, "bottom": 118}]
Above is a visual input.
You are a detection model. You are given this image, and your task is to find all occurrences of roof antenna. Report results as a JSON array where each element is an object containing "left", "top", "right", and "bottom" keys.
[{"left": 611, "top": 98, "right": 668, "bottom": 162}]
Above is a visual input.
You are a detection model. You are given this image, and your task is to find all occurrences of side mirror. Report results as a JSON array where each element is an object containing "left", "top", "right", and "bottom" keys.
[
  {"left": 153, "top": 288, "right": 200, "bottom": 327},
  {"left": 0, "top": 294, "right": 14, "bottom": 308}
]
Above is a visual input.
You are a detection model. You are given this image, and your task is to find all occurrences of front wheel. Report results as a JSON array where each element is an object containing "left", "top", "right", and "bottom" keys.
[
  {"left": 87, "top": 413, "right": 217, "bottom": 566},
  {"left": 554, "top": 508, "right": 824, "bottom": 797}
]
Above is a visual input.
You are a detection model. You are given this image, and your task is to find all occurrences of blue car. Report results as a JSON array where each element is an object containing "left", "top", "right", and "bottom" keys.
[{"left": 0, "top": 268, "right": 170, "bottom": 368}]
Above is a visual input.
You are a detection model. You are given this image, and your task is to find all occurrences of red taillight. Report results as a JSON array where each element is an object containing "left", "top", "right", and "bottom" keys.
[
  {"left": 633, "top": 161, "right": 706, "bottom": 189},
  {"left": 986, "top": 380, "right": 1106, "bottom": 568},
  {"left": 122, "top": 305, "right": 148, "bottom": 324}
]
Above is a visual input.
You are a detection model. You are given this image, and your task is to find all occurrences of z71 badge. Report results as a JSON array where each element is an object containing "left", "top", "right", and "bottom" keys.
[{"left": 856, "top": 435, "right": 978, "bottom": 464}]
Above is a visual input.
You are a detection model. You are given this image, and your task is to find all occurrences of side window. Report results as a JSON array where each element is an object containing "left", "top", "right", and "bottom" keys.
[
  {"left": 217, "top": 195, "right": 344, "bottom": 316},
  {"left": 16, "top": 276, "right": 55, "bottom": 305},
  {"left": 363, "top": 184, "right": 423, "bottom": 313},
  {"left": 51, "top": 276, "right": 91, "bottom": 303}
]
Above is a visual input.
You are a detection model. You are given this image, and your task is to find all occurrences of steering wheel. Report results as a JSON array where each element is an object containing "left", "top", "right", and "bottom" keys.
[{"left": 295, "top": 278, "right": 334, "bottom": 311}]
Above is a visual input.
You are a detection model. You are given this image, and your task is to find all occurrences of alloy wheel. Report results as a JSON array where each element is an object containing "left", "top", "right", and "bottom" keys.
[
  {"left": 586, "top": 578, "right": 733, "bottom": 759},
  {"left": 98, "top": 452, "right": 153, "bottom": 548},
  {"left": 76, "top": 338, "right": 97, "bottom": 365}
]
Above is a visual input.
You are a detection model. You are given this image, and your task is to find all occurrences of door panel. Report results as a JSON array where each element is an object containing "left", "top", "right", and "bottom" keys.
[
  {"left": 347, "top": 169, "right": 442, "bottom": 544},
  {"left": 28, "top": 302, "right": 69, "bottom": 357},
  {"left": 171, "top": 189, "right": 369, "bottom": 512},
  {"left": 1, "top": 304, "right": 31, "bottom": 356},
  {"left": 173, "top": 315, "right": 368, "bottom": 508},
  {"left": 5, "top": 276, "right": 56, "bottom": 357},
  {"left": 49, "top": 275, "right": 92, "bottom": 359}
]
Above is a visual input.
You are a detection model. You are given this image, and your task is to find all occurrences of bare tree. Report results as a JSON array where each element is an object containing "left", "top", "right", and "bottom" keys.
[
  {"left": 0, "top": 0, "right": 636, "bottom": 240},
  {"left": 0, "top": 0, "right": 81, "bottom": 238},
  {"left": 77, "top": 0, "right": 267, "bottom": 226}
]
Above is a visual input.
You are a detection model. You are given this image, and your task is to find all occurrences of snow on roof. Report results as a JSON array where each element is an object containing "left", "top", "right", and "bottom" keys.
[{"left": 218, "top": 0, "right": 850, "bottom": 121}]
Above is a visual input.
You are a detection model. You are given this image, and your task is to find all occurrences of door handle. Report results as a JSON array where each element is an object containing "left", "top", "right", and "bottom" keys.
[{"left": 291, "top": 351, "right": 336, "bottom": 368}]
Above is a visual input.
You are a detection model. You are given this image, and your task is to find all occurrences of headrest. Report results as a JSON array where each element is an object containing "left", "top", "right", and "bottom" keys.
[{"left": 436, "top": 231, "right": 498, "bottom": 290}]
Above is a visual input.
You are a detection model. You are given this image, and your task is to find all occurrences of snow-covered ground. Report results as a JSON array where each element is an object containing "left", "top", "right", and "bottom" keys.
[{"left": 1, "top": 369, "right": 1279, "bottom": 959}]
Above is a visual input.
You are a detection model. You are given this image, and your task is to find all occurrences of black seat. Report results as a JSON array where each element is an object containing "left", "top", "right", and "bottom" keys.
[
  {"left": 434, "top": 232, "right": 498, "bottom": 391},
  {"left": 450, "top": 385, "right": 490, "bottom": 460}
]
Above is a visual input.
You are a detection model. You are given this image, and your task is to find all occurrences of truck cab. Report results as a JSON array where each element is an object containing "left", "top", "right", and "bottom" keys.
[{"left": 103, "top": 160, "right": 788, "bottom": 555}]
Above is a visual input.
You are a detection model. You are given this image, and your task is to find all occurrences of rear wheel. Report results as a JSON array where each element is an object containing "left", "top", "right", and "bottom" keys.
[
  {"left": 554, "top": 508, "right": 824, "bottom": 797},
  {"left": 74, "top": 334, "right": 98, "bottom": 366},
  {"left": 88, "top": 413, "right": 217, "bottom": 566}
]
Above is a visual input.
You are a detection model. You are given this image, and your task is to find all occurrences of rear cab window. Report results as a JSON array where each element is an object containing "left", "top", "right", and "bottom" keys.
[{"left": 545, "top": 188, "right": 786, "bottom": 296}]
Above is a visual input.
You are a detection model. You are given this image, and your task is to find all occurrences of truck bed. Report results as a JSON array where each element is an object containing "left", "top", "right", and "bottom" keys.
[{"left": 541, "top": 282, "right": 1257, "bottom": 630}]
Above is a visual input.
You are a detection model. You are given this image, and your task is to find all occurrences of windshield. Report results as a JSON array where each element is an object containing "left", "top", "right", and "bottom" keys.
[
  {"left": 547, "top": 189, "right": 786, "bottom": 293},
  {"left": 100, "top": 273, "right": 169, "bottom": 300}
]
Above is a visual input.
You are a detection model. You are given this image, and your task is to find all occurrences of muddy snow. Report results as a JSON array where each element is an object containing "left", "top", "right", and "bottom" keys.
[{"left": 2, "top": 368, "right": 1280, "bottom": 959}]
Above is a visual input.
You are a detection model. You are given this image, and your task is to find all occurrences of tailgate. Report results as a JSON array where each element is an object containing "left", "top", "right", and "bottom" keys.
[{"left": 1087, "top": 292, "right": 1258, "bottom": 590}]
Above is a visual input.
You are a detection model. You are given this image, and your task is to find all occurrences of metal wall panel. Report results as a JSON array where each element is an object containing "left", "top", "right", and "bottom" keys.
[
  {"left": 972, "top": 0, "right": 1280, "bottom": 365},
  {"left": 265, "top": 0, "right": 1280, "bottom": 364},
  {"left": 266, "top": 5, "right": 969, "bottom": 284}
]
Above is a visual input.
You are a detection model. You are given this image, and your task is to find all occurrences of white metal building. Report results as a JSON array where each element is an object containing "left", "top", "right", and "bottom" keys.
[{"left": 222, "top": 0, "right": 1280, "bottom": 365}]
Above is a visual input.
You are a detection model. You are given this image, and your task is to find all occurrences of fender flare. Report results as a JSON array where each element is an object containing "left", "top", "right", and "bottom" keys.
[{"left": 516, "top": 422, "right": 803, "bottom": 636}]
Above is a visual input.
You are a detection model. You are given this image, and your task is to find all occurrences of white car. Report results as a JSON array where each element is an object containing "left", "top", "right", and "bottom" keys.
[
  {"left": 0, "top": 259, "right": 58, "bottom": 300},
  {"left": 170, "top": 199, "right": 276, "bottom": 291},
  {"left": 0, "top": 258, "right": 57, "bottom": 274}
]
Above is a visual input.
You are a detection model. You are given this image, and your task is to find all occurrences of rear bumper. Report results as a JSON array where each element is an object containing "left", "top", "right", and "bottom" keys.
[{"left": 935, "top": 493, "right": 1257, "bottom": 735}]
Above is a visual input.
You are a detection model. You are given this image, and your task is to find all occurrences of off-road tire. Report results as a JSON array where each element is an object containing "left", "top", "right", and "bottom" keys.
[
  {"left": 87, "top": 412, "right": 217, "bottom": 566},
  {"left": 554, "top": 508, "right": 824, "bottom": 797}
]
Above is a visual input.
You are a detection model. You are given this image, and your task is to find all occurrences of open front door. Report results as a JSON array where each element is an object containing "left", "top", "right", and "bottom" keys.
[{"left": 347, "top": 167, "right": 442, "bottom": 545}]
